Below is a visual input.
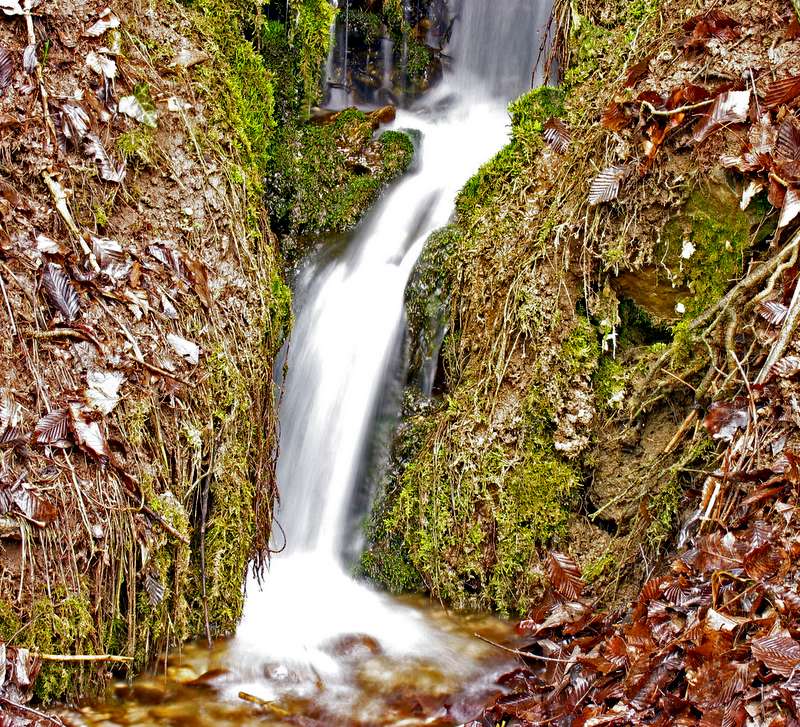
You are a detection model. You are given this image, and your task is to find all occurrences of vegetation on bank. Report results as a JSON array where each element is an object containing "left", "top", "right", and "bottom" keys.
[
  {"left": 0, "top": 0, "right": 414, "bottom": 707},
  {"left": 363, "top": 0, "right": 799, "bottom": 616}
]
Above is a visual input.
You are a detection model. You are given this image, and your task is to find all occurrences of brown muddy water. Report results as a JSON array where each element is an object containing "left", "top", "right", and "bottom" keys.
[{"left": 69, "top": 596, "right": 515, "bottom": 727}]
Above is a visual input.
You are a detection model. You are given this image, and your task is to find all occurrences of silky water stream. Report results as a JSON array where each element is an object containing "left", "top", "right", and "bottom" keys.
[{"left": 75, "top": 2, "right": 552, "bottom": 724}]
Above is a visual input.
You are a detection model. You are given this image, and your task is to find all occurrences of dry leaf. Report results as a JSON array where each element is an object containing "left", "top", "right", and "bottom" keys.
[
  {"left": 778, "top": 187, "right": 800, "bottom": 229},
  {"left": 740, "top": 180, "right": 764, "bottom": 210},
  {"left": 42, "top": 263, "right": 80, "bottom": 321},
  {"left": 542, "top": 118, "right": 571, "bottom": 153},
  {"left": 764, "top": 75, "right": 800, "bottom": 110},
  {"left": 772, "top": 356, "right": 800, "bottom": 379},
  {"left": 84, "top": 133, "right": 126, "bottom": 184},
  {"left": 601, "top": 102, "right": 630, "bottom": 131},
  {"left": 35, "top": 233, "right": 61, "bottom": 254},
  {"left": 775, "top": 115, "right": 800, "bottom": 180},
  {"left": 184, "top": 255, "right": 212, "bottom": 307},
  {"left": 33, "top": 409, "right": 71, "bottom": 446},
  {"left": 85, "top": 51, "right": 116, "bottom": 80},
  {"left": 90, "top": 234, "right": 129, "bottom": 279},
  {"left": 758, "top": 301, "right": 790, "bottom": 326},
  {"left": 145, "top": 570, "right": 165, "bottom": 605},
  {"left": 548, "top": 551, "right": 585, "bottom": 601},
  {"left": 167, "top": 333, "right": 200, "bottom": 365},
  {"left": 85, "top": 8, "right": 120, "bottom": 37},
  {"left": 60, "top": 103, "right": 90, "bottom": 146},
  {"left": 693, "top": 90, "right": 750, "bottom": 143},
  {"left": 86, "top": 370, "right": 125, "bottom": 414},
  {"left": 168, "top": 48, "right": 210, "bottom": 69},
  {"left": 588, "top": 165, "right": 628, "bottom": 206},
  {"left": 7, "top": 480, "right": 58, "bottom": 526},
  {"left": 22, "top": 44, "right": 37, "bottom": 74},
  {"left": 69, "top": 403, "right": 110, "bottom": 463},
  {"left": 0, "top": 391, "right": 20, "bottom": 431},
  {"left": 0, "top": 0, "right": 23, "bottom": 14},
  {"left": 0, "top": 45, "right": 12, "bottom": 91},
  {"left": 752, "top": 633, "right": 800, "bottom": 676}
]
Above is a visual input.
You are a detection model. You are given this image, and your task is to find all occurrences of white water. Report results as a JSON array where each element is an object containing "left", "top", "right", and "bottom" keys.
[{"left": 231, "top": 1, "right": 553, "bottom": 719}]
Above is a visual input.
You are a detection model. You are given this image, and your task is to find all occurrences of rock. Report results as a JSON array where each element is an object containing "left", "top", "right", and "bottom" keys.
[{"left": 368, "top": 105, "right": 396, "bottom": 128}]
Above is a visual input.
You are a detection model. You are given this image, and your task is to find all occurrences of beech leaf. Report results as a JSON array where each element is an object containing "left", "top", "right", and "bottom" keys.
[
  {"left": 85, "top": 8, "right": 120, "bottom": 37},
  {"left": 542, "top": 118, "right": 571, "bottom": 154},
  {"left": 60, "top": 103, "right": 90, "bottom": 146},
  {"left": 9, "top": 480, "right": 57, "bottom": 526},
  {"left": 778, "top": 187, "right": 800, "bottom": 230},
  {"left": 0, "top": 0, "right": 23, "bottom": 15},
  {"left": 692, "top": 90, "right": 750, "bottom": 144},
  {"left": 69, "top": 403, "right": 110, "bottom": 463},
  {"left": 84, "top": 133, "right": 126, "bottom": 184},
  {"left": 757, "top": 300, "right": 790, "bottom": 326},
  {"left": 548, "top": 551, "right": 585, "bottom": 601},
  {"left": 771, "top": 355, "right": 800, "bottom": 379},
  {"left": 752, "top": 633, "right": 800, "bottom": 676},
  {"left": 0, "top": 45, "right": 12, "bottom": 91},
  {"left": 764, "top": 75, "right": 800, "bottom": 109},
  {"left": 42, "top": 262, "right": 80, "bottom": 321},
  {"left": 145, "top": 570, "right": 165, "bottom": 606},
  {"left": 86, "top": 370, "right": 125, "bottom": 415},
  {"left": 588, "top": 165, "right": 628, "bottom": 206},
  {"left": 22, "top": 44, "right": 37, "bottom": 74},
  {"left": 33, "top": 409, "right": 71, "bottom": 446}
]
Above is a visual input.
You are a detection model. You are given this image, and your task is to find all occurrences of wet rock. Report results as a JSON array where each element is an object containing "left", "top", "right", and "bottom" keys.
[
  {"left": 185, "top": 667, "right": 231, "bottom": 688},
  {"left": 324, "top": 633, "right": 383, "bottom": 658},
  {"left": 368, "top": 105, "right": 397, "bottom": 128}
]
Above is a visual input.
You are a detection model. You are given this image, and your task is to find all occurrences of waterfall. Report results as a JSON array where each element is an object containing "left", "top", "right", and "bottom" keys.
[{"left": 231, "top": 0, "right": 554, "bottom": 719}]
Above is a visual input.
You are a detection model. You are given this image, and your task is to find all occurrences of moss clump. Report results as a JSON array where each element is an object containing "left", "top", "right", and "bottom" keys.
[
  {"left": 269, "top": 109, "right": 414, "bottom": 236},
  {"left": 404, "top": 226, "right": 461, "bottom": 384},
  {"left": 508, "top": 86, "right": 566, "bottom": 146},
  {"left": 0, "top": 589, "right": 97, "bottom": 703},
  {"left": 661, "top": 183, "right": 755, "bottom": 317}
]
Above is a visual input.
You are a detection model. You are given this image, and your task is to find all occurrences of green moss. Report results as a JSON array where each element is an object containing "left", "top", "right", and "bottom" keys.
[
  {"left": 0, "top": 588, "right": 98, "bottom": 703},
  {"left": 287, "top": 0, "right": 337, "bottom": 114},
  {"left": 117, "top": 127, "right": 155, "bottom": 167},
  {"left": 662, "top": 185, "right": 753, "bottom": 317},
  {"left": 491, "top": 444, "right": 580, "bottom": 614},
  {"left": 563, "top": 15, "right": 614, "bottom": 89},
  {"left": 269, "top": 110, "right": 414, "bottom": 236},
  {"left": 593, "top": 355, "right": 626, "bottom": 411},
  {"left": 508, "top": 86, "right": 566, "bottom": 146}
]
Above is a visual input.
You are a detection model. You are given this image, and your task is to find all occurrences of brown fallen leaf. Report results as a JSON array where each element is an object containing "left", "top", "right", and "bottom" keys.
[
  {"left": 0, "top": 45, "right": 12, "bottom": 91},
  {"left": 542, "top": 118, "right": 570, "bottom": 154},
  {"left": 588, "top": 165, "right": 629, "bottom": 206},
  {"left": 69, "top": 403, "right": 110, "bottom": 464},
  {"left": 42, "top": 262, "right": 80, "bottom": 321}
]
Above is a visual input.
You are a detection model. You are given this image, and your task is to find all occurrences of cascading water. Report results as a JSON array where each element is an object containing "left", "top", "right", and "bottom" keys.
[
  {"left": 72, "top": 3, "right": 554, "bottom": 725},
  {"left": 229, "top": 0, "right": 553, "bottom": 720}
]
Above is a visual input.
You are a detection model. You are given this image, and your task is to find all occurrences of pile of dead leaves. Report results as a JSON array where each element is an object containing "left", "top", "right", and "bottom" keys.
[
  {"left": 471, "top": 342, "right": 800, "bottom": 724},
  {"left": 541, "top": 6, "right": 800, "bottom": 229}
]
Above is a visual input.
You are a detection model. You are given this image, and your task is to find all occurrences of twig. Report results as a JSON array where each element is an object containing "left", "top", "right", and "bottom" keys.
[
  {"left": 140, "top": 503, "right": 190, "bottom": 544},
  {"left": 0, "top": 697, "right": 66, "bottom": 726},
  {"left": 663, "top": 410, "right": 698, "bottom": 455},
  {"left": 23, "top": 326, "right": 105, "bottom": 353},
  {"left": 474, "top": 633, "right": 574, "bottom": 663},
  {"left": 239, "top": 692, "right": 291, "bottom": 717},
  {"left": 23, "top": 1, "right": 58, "bottom": 149},
  {"left": 756, "top": 265, "right": 800, "bottom": 383},
  {"left": 39, "top": 653, "right": 133, "bottom": 663},
  {"left": 42, "top": 172, "right": 100, "bottom": 272},
  {"left": 641, "top": 98, "right": 713, "bottom": 117}
]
